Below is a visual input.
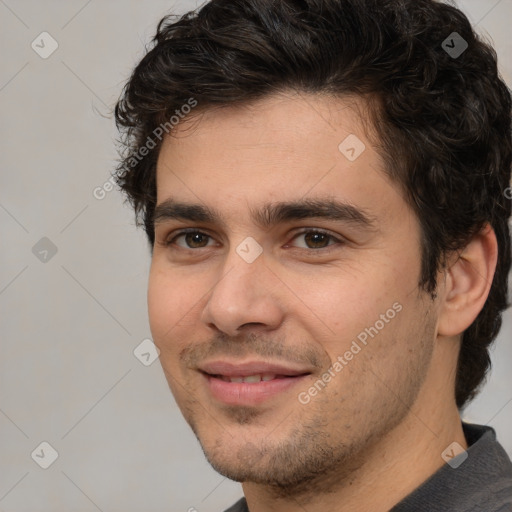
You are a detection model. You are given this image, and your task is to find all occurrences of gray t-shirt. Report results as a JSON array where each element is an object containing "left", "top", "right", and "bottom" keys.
[{"left": 223, "top": 423, "right": 512, "bottom": 512}]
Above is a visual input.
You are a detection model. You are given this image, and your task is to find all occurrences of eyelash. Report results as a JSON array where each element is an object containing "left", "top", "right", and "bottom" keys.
[{"left": 162, "top": 228, "right": 343, "bottom": 252}]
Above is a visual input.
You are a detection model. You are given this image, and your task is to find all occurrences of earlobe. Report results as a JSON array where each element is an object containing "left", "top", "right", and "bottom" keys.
[{"left": 437, "top": 223, "right": 498, "bottom": 337}]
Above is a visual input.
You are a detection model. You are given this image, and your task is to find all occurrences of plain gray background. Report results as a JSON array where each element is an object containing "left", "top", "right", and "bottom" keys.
[{"left": 1, "top": 1, "right": 511, "bottom": 511}]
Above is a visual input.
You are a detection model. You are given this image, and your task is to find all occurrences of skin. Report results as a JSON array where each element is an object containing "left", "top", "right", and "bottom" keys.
[{"left": 148, "top": 91, "right": 497, "bottom": 512}]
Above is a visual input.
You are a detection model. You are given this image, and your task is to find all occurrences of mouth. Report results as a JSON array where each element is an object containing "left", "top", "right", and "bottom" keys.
[
  {"left": 208, "top": 373, "right": 303, "bottom": 383},
  {"left": 198, "top": 361, "right": 313, "bottom": 406}
]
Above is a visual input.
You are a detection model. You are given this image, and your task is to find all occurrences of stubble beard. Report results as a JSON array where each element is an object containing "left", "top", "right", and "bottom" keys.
[
  {"left": 180, "top": 308, "right": 437, "bottom": 501},
  {"left": 191, "top": 360, "right": 430, "bottom": 501}
]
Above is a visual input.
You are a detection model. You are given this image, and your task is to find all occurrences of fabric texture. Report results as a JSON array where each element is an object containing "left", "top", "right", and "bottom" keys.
[{"left": 222, "top": 423, "right": 512, "bottom": 512}]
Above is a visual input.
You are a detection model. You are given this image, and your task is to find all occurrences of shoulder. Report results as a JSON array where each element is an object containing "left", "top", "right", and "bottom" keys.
[{"left": 222, "top": 497, "right": 248, "bottom": 512}]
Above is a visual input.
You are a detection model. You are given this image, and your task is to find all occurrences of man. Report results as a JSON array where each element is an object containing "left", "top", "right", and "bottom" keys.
[{"left": 114, "top": 0, "right": 512, "bottom": 510}]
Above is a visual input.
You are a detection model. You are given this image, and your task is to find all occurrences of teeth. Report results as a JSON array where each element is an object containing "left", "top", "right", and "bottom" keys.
[
  {"left": 219, "top": 374, "right": 277, "bottom": 383},
  {"left": 243, "top": 375, "right": 262, "bottom": 383}
]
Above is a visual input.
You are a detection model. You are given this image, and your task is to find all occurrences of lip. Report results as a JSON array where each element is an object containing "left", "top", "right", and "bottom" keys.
[
  {"left": 199, "top": 360, "right": 312, "bottom": 378},
  {"left": 198, "top": 360, "right": 313, "bottom": 406},
  {"left": 202, "top": 372, "right": 310, "bottom": 406}
]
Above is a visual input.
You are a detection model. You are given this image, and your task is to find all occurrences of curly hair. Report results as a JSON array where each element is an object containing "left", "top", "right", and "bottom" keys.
[{"left": 114, "top": 0, "right": 512, "bottom": 409}]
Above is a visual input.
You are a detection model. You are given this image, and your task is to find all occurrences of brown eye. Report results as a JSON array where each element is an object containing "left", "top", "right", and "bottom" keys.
[
  {"left": 302, "top": 232, "right": 331, "bottom": 248},
  {"left": 166, "top": 230, "right": 215, "bottom": 249},
  {"left": 290, "top": 230, "right": 340, "bottom": 250},
  {"left": 185, "top": 232, "right": 209, "bottom": 248}
]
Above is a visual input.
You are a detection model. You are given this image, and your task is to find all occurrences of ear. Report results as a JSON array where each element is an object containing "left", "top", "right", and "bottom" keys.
[{"left": 437, "top": 223, "right": 498, "bottom": 337}]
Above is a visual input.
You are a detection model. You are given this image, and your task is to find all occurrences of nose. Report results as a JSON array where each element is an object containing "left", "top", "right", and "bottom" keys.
[{"left": 200, "top": 248, "right": 285, "bottom": 337}]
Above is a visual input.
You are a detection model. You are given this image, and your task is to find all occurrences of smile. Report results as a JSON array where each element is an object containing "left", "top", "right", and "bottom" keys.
[{"left": 202, "top": 372, "right": 310, "bottom": 406}]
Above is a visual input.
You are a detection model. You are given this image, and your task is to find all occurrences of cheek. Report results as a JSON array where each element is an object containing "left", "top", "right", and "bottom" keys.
[
  {"left": 287, "top": 266, "right": 419, "bottom": 379},
  {"left": 147, "top": 270, "right": 168, "bottom": 336},
  {"left": 147, "top": 266, "right": 192, "bottom": 351},
  {"left": 283, "top": 262, "right": 398, "bottom": 335}
]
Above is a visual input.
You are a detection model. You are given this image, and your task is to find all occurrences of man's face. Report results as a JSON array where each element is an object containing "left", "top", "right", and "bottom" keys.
[{"left": 148, "top": 92, "right": 439, "bottom": 490}]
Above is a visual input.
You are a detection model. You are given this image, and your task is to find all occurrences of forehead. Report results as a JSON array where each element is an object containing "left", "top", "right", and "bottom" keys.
[
  {"left": 158, "top": 91, "right": 375, "bottom": 161},
  {"left": 154, "top": 91, "right": 399, "bottom": 223}
]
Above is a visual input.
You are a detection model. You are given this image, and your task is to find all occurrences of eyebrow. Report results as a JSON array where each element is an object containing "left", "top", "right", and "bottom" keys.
[{"left": 153, "top": 197, "right": 377, "bottom": 231}]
